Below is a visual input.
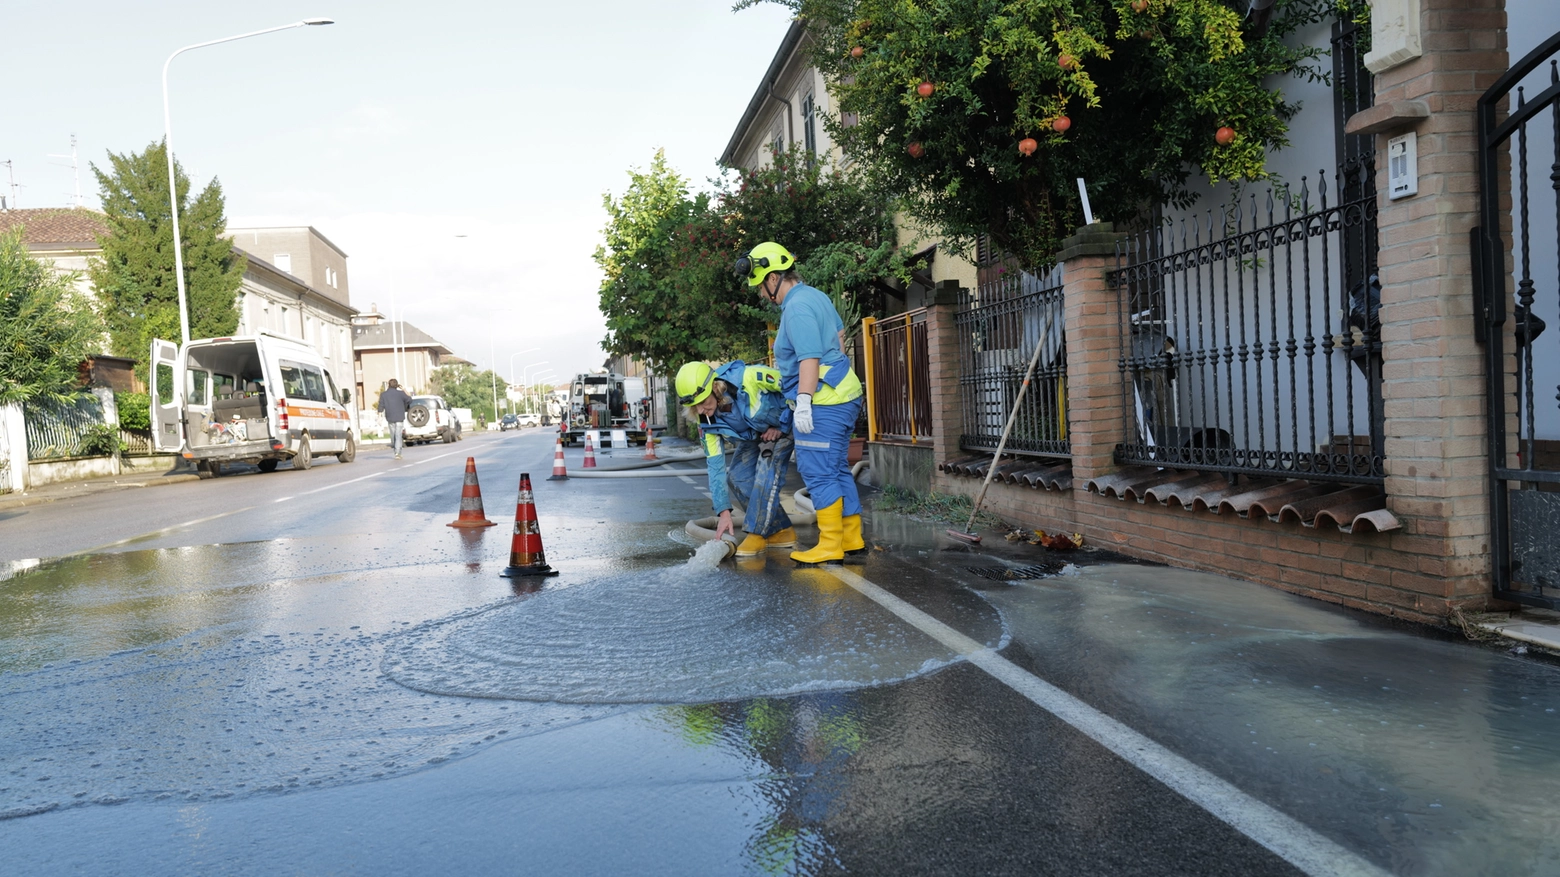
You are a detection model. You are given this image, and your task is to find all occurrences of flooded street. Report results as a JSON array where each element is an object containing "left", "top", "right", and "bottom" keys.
[{"left": 2, "top": 430, "right": 1559, "bottom": 875}]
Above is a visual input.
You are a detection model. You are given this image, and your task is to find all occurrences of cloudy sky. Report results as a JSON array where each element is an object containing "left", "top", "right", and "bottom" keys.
[{"left": 3, "top": 0, "right": 795, "bottom": 383}]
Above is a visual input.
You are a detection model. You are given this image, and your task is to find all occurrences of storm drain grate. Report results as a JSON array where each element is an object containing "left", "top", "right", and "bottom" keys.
[{"left": 965, "top": 565, "right": 1054, "bottom": 581}]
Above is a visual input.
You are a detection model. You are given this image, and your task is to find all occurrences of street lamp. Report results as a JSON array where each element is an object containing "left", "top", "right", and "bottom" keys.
[
  {"left": 508, "top": 348, "right": 539, "bottom": 385},
  {"left": 163, "top": 18, "right": 334, "bottom": 343},
  {"left": 528, "top": 370, "right": 556, "bottom": 416}
]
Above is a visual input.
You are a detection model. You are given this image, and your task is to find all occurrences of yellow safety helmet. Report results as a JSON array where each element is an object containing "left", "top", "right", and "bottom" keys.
[
  {"left": 675, "top": 361, "right": 717, "bottom": 406},
  {"left": 734, "top": 241, "right": 795, "bottom": 287}
]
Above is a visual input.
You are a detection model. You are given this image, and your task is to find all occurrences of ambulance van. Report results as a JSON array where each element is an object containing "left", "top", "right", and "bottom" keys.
[{"left": 149, "top": 333, "right": 356, "bottom": 474}]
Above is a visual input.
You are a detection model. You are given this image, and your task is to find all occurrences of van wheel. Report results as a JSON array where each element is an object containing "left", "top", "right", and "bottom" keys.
[
  {"left": 295, "top": 435, "right": 313, "bottom": 470},
  {"left": 258, "top": 459, "right": 279, "bottom": 473},
  {"left": 441, "top": 427, "right": 453, "bottom": 444},
  {"left": 338, "top": 434, "right": 356, "bottom": 463},
  {"left": 196, "top": 460, "right": 216, "bottom": 479}
]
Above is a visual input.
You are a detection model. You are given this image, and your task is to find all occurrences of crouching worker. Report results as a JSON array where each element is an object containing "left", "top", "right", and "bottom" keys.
[{"left": 676, "top": 360, "right": 796, "bottom": 557}]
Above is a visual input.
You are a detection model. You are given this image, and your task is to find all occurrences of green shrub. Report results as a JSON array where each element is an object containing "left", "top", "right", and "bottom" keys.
[
  {"left": 115, "top": 391, "right": 151, "bottom": 432},
  {"left": 79, "top": 423, "right": 124, "bottom": 457}
]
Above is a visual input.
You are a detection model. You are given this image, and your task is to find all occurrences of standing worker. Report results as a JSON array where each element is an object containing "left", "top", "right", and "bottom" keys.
[
  {"left": 736, "top": 242, "right": 865, "bottom": 565},
  {"left": 377, "top": 378, "right": 412, "bottom": 459},
  {"left": 677, "top": 360, "right": 796, "bottom": 557}
]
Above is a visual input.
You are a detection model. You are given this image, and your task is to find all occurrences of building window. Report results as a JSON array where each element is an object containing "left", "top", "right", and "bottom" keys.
[
  {"left": 801, "top": 92, "right": 817, "bottom": 158},
  {"left": 274, "top": 253, "right": 292, "bottom": 274},
  {"left": 769, "top": 131, "right": 784, "bottom": 160}
]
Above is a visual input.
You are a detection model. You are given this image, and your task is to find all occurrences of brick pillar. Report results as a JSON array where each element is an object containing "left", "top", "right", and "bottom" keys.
[
  {"left": 1364, "top": 0, "right": 1508, "bottom": 604},
  {"left": 1057, "top": 223, "right": 1129, "bottom": 483},
  {"left": 924, "top": 280, "right": 966, "bottom": 468}
]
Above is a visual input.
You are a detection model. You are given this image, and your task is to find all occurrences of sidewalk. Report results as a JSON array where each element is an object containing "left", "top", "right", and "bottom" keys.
[{"left": 0, "top": 465, "right": 200, "bottom": 512}]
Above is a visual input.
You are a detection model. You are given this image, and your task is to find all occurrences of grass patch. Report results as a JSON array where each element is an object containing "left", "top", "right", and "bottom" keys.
[{"left": 875, "top": 484, "right": 1007, "bottom": 530}]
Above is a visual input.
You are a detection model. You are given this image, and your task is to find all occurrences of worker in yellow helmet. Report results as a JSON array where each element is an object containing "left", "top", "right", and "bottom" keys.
[
  {"left": 735, "top": 242, "right": 866, "bottom": 565},
  {"left": 675, "top": 360, "right": 796, "bottom": 557}
]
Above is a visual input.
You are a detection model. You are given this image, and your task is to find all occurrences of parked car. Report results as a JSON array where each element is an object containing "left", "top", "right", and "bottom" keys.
[
  {"left": 499, "top": 413, "right": 520, "bottom": 431},
  {"left": 517, "top": 412, "right": 541, "bottom": 427},
  {"left": 403, "top": 395, "right": 460, "bottom": 445}
]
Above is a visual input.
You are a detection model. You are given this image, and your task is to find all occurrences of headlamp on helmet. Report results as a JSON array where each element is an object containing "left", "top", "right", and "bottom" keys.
[{"left": 734, "top": 242, "right": 796, "bottom": 287}]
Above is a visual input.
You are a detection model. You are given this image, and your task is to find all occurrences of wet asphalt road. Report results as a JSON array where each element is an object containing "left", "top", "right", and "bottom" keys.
[{"left": 2, "top": 429, "right": 1559, "bottom": 876}]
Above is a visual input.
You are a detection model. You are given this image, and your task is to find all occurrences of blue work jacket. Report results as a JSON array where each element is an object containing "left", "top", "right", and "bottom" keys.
[{"left": 699, "top": 361, "right": 790, "bottom": 513}]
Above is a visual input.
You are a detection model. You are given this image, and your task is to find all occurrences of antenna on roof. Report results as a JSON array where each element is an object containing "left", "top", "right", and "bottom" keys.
[
  {"left": 46, "top": 135, "right": 82, "bottom": 208},
  {"left": 1, "top": 160, "right": 17, "bottom": 210}
]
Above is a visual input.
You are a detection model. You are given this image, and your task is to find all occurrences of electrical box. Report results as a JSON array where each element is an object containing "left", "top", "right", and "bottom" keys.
[{"left": 1388, "top": 132, "right": 1418, "bottom": 200}]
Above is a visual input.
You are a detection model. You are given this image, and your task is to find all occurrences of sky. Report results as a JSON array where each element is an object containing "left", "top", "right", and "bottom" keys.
[{"left": 1, "top": 0, "right": 796, "bottom": 384}]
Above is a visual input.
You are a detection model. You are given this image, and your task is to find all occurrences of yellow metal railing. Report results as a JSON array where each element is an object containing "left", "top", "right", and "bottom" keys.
[{"left": 863, "top": 309, "right": 931, "bottom": 445}]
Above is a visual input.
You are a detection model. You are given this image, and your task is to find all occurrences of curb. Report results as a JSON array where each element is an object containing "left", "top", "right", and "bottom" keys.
[{"left": 0, "top": 473, "right": 202, "bottom": 511}]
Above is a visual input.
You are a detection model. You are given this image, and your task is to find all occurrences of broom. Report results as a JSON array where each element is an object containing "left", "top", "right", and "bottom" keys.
[{"left": 948, "top": 308, "right": 1057, "bottom": 545}]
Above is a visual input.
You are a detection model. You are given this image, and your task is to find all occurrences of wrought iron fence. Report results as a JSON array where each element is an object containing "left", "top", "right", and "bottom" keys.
[
  {"left": 955, "top": 266, "right": 1068, "bottom": 457},
  {"left": 1109, "top": 172, "right": 1384, "bottom": 484},
  {"left": 863, "top": 309, "right": 932, "bottom": 444},
  {"left": 1478, "top": 35, "right": 1560, "bottom": 607},
  {"left": 24, "top": 394, "right": 107, "bottom": 460}
]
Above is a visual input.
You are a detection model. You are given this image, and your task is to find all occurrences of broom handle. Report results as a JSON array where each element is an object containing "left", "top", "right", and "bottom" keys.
[{"left": 963, "top": 310, "right": 1056, "bottom": 534}]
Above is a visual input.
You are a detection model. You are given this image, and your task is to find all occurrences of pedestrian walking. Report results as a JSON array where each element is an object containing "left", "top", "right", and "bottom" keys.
[
  {"left": 676, "top": 360, "right": 796, "bottom": 557},
  {"left": 377, "top": 378, "right": 413, "bottom": 459},
  {"left": 736, "top": 242, "right": 865, "bottom": 565}
]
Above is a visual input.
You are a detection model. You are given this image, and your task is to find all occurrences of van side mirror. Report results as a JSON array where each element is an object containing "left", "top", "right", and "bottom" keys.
[{"left": 339, "top": 388, "right": 352, "bottom": 404}]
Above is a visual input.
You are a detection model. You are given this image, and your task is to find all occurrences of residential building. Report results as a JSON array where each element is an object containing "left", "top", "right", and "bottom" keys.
[
  {"left": 350, "top": 306, "right": 455, "bottom": 412},
  {"left": 3, "top": 211, "right": 358, "bottom": 407},
  {"left": 740, "top": 2, "right": 1560, "bottom": 624}
]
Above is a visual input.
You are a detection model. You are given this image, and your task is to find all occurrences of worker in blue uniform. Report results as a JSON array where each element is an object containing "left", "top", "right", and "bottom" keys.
[
  {"left": 734, "top": 241, "right": 865, "bottom": 565},
  {"left": 676, "top": 359, "right": 796, "bottom": 557}
]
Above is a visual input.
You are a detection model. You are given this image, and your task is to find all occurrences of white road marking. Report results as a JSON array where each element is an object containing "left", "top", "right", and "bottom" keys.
[{"left": 822, "top": 566, "right": 1389, "bottom": 877}]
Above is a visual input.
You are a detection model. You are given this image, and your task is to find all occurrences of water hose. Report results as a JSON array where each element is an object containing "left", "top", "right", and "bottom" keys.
[
  {"left": 684, "top": 493, "right": 817, "bottom": 543},
  {"left": 568, "top": 467, "right": 706, "bottom": 478}
]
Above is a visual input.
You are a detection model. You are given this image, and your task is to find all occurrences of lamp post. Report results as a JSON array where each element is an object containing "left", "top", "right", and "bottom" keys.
[
  {"left": 527, "top": 369, "right": 556, "bottom": 415},
  {"left": 163, "top": 18, "right": 334, "bottom": 343},
  {"left": 507, "top": 348, "right": 539, "bottom": 385}
]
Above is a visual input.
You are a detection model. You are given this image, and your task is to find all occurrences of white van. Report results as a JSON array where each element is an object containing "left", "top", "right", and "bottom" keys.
[{"left": 150, "top": 332, "right": 356, "bottom": 474}]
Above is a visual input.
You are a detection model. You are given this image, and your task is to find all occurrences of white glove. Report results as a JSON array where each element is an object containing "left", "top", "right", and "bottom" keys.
[{"left": 793, "top": 394, "right": 814, "bottom": 434}]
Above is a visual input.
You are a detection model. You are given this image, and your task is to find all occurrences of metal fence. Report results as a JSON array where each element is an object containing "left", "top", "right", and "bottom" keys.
[
  {"left": 0, "top": 406, "right": 12, "bottom": 494},
  {"left": 24, "top": 394, "right": 107, "bottom": 460},
  {"left": 863, "top": 309, "right": 932, "bottom": 444},
  {"left": 955, "top": 266, "right": 1069, "bottom": 457},
  {"left": 1109, "top": 172, "right": 1384, "bottom": 484}
]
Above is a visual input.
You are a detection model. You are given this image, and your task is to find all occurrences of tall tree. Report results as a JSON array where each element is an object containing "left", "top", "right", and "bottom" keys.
[
  {"left": 0, "top": 228, "right": 105, "bottom": 403},
  {"left": 89, "top": 141, "right": 246, "bottom": 372},
  {"left": 428, "top": 363, "right": 504, "bottom": 421},
  {"left": 595, "top": 147, "right": 917, "bottom": 369},
  {"left": 595, "top": 150, "right": 758, "bottom": 370},
  {"left": 740, "top": 0, "right": 1335, "bottom": 268}
]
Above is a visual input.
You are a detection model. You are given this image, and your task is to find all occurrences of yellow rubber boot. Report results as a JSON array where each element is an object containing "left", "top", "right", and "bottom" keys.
[
  {"left": 791, "top": 499, "right": 845, "bottom": 565},
  {"left": 766, "top": 528, "right": 797, "bottom": 549},
  {"left": 842, "top": 514, "right": 866, "bottom": 562},
  {"left": 735, "top": 533, "right": 769, "bottom": 557}
]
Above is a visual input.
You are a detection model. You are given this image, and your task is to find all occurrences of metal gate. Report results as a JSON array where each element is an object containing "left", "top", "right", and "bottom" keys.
[{"left": 1477, "top": 31, "right": 1560, "bottom": 608}]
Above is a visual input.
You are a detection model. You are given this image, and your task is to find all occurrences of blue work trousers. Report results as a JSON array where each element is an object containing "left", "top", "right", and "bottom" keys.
[
  {"left": 728, "top": 435, "right": 795, "bottom": 537},
  {"left": 793, "top": 397, "right": 862, "bottom": 516}
]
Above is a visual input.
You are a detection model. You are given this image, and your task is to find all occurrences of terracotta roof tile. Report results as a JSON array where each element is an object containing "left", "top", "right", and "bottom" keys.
[{"left": 0, "top": 208, "right": 109, "bottom": 245}]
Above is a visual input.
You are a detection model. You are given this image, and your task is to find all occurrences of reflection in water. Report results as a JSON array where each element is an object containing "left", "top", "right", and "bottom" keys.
[{"left": 652, "top": 696, "right": 864, "bottom": 875}]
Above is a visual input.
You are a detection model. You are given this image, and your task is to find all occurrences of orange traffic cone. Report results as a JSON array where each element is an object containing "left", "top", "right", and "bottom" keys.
[
  {"left": 447, "top": 457, "right": 497, "bottom": 528},
  {"left": 642, "top": 423, "right": 658, "bottom": 460},
  {"left": 582, "top": 433, "right": 598, "bottom": 468},
  {"left": 500, "top": 473, "right": 559, "bottom": 578},
  {"left": 547, "top": 437, "right": 569, "bottom": 481}
]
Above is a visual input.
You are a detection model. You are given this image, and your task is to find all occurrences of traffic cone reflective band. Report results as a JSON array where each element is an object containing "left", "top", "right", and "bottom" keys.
[
  {"left": 547, "top": 437, "right": 569, "bottom": 481},
  {"left": 500, "top": 473, "right": 559, "bottom": 578},
  {"left": 447, "top": 456, "right": 497, "bottom": 528},
  {"left": 582, "top": 433, "right": 598, "bottom": 468}
]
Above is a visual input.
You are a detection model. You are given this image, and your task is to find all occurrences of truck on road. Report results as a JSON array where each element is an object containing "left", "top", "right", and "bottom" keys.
[{"left": 561, "top": 371, "right": 655, "bottom": 447}]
